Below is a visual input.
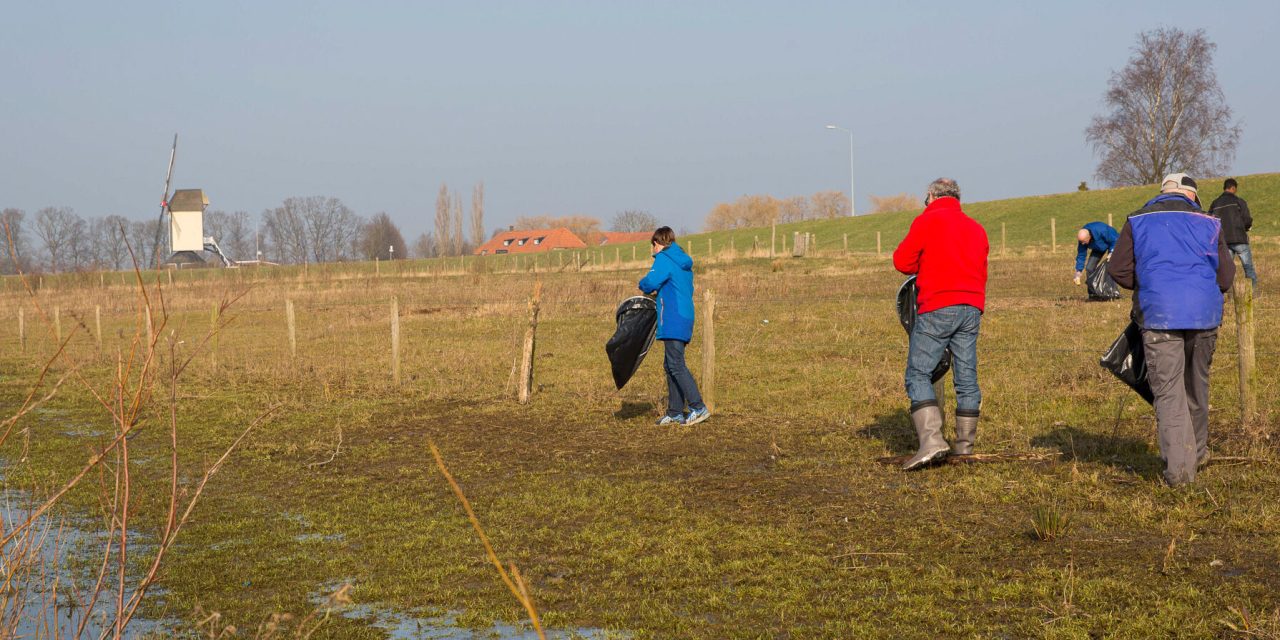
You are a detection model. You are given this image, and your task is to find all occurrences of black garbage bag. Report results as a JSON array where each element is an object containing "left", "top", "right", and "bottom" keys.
[
  {"left": 895, "top": 276, "right": 951, "bottom": 384},
  {"left": 1099, "top": 321, "right": 1153, "bottom": 404},
  {"left": 605, "top": 296, "right": 658, "bottom": 390},
  {"left": 1087, "top": 258, "right": 1122, "bottom": 301}
]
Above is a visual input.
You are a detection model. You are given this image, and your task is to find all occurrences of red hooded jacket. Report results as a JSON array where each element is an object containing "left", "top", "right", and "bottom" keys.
[{"left": 892, "top": 197, "right": 989, "bottom": 314}]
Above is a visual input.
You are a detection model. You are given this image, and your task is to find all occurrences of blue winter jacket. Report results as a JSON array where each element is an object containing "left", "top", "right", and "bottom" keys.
[
  {"left": 638, "top": 243, "right": 695, "bottom": 342},
  {"left": 1107, "top": 193, "right": 1234, "bottom": 330},
  {"left": 1075, "top": 221, "right": 1118, "bottom": 271}
]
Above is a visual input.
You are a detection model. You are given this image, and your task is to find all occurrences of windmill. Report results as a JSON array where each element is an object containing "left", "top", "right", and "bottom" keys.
[{"left": 152, "top": 135, "right": 235, "bottom": 267}]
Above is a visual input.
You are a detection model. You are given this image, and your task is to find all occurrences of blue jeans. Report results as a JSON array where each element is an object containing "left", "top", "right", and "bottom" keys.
[
  {"left": 905, "top": 305, "right": 981, "bottom": 412},
  {"left": 662, "top": 340, "right": 705, "bottom": 417},
  {"left": 1228, "top": 243, "right": 1258, "bottom": 287}
]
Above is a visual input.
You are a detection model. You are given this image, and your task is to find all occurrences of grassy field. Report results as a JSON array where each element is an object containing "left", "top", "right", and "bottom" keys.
[{"left": 1, "top": 179, "right": 1278, "bottom": 638}]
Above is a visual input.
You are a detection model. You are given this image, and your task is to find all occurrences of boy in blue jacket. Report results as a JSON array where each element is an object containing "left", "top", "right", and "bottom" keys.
[{"left": 638, "top": 227, "right": 710, "bottom": 426}]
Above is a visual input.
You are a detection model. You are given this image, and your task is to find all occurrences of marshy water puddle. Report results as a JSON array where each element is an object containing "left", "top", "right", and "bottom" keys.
[
  {"left": 1, "top": 484, "right": 173, "bottom": 638},
  {"left": 315, "top": 583, "right": 624, "bottom": 639}
]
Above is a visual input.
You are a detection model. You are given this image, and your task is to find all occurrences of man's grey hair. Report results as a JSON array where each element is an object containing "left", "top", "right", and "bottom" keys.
[{"left": 926, "top": 178, "right": 961, "bottom": 201}]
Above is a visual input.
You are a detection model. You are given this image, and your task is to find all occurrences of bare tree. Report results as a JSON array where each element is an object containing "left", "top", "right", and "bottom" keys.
[
  {"left": 97, "top": 215, "right": 132, "bottom": 270},
  {"left": 451, "top": 193, "right": 464, "bottom": 256},
  {"left": 413, "top": 231, "right": 437, "bottom": 259},
  {"left": 609, "top": 210, "right": 659, "bottom": 232},
  {"left": 868, "top": 193, "right": 922, "bottom": 215},
  {"left": 359, "top": 212, "right": 407, "bottom": 260},
  {"left": 218, "top": 211, "right": 255, "bottom": 262},
  {"left": 470, "top": 182, "right": 486, "bottom": 248},
  {"left": 128, "top": 219, "right": 161, "bottom": 268},
  {"left": 1086, "top": 28, "right": 1241, "bottom": 186},
  {"left": 810, "top": 191, "right": 851, "bottom": 218},
  {"left": 434, "top": 184, "right": 452, "bottom": 257},
  {"left": 33, "top": 207, "right": 83, "bottom": 272},
  {"left": 302, "top": 197, "right": 361, "bottom": 263},
  {"left": 1, "top": 208, "right": 30, "bottom": 274},
  {"left": 703, "top": 195, "right": 781, "bottom": 231},
  {"left": 777, "top": 197, "right": 810, "bottom": 223},
  {"left": 261, "top": 202, "right": 308, "bottom": 264}
]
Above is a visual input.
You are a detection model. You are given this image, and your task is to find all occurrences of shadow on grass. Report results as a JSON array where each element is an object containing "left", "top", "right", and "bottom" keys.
[
  {"left": 1031, "top": 425, "right": 1162, "bottom": 479},
  {"left": 614, "top": 401, "right": 654, "bottom": 420},
  {"left": 858, "top": 408, "right": 917, "bottom": 456}
]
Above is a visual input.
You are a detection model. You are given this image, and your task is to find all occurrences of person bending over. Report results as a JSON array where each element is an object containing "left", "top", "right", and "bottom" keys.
[{"left": 1074, "top": 221, "right": 1118, "bottom": 285}]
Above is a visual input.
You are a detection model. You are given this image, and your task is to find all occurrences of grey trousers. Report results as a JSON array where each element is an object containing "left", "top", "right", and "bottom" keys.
[{"left": 1141, "top": 328, "right": 1218, "bottom": 486}]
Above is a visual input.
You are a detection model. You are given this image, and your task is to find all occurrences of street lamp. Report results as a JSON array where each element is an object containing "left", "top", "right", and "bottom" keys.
[{"left": 825, "top": 124, "right": 856, "bottom": 216}]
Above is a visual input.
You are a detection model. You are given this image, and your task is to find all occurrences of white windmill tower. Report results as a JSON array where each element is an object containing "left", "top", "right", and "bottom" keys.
[{"left": 154, "top": 136, "right": 234, "bottom": 267}]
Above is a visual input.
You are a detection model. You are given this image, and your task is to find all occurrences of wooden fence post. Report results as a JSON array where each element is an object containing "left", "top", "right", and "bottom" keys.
[
  {"left": 95, "top": 305, "right": 102, "bottom": 352},
  {"left": 1051, "top": 218, "right": 1057, "bottom": 253},
  {"left": 376, "top": 257, "right": 380, "bottom": 276},
  {"left": 54, "top": 306, "right": 61, "bottom": 343},
  {"left": 632, "top": 246, "right": 636, "bottom": 262},
  {"left": 702, "top": 289, "right": 716, "bottom": 412},
  {"left": 1233, "top": 279, "right": 1256, "bottom": 430},
  {"left": 1001, "top": 222, "right": 1007, "bottom": 255},
  {"left": 518, "top": 282, "right": 542, "bottom": 404},
  {"left": 1108, "top": 212, "right": 1114, "bottom": 229},
  {"left": 771, "top": 223, "right": 777, "bottom": 258},
  {"left": 391, "top": 296, "right": 401, "bottom": 386},
  {"left": 18, "top": 307, "right": 24, "bottom": 353},
  {"left": 286, "top": 299, "right": 297, "bottom": 360},
  {"left": 876, "top": 232, "right": 882, "bottom": 257},
  {"left": 707, "top": 238, "right": 711, "bottom": 256},
  {"left": 843, "top": 233, "right": 848, "bottom": 253}
]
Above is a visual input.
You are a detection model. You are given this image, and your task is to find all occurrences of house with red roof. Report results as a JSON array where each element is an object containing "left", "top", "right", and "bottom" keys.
[{"left": 474, "top": 228, "right": 587, "bottom": 256}]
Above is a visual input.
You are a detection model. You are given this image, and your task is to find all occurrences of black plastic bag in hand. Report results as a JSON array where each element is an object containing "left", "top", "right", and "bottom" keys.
[
  {"left": 895, "top": 276, "right": 952, "bottom": 384},
  {"left": 605, "top": 296, "right": 658, "bottom": 390},
  {"left": 1087, "top": 258, "right": 1122, "bottom": 301},
  {"left": 1099, "top": 321, "right": 1153, "bottom": 404}
]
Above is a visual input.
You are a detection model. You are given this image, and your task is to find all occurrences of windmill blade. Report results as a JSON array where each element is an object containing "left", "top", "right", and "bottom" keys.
[{"left": 151, "top": 133, "right": 178, "bottom": 267}]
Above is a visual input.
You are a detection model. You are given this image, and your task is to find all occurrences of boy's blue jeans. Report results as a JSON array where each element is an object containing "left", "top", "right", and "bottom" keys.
[
  {"left": 905, "top": 304, "right": 982, "bottom": 412},
  {"left": 1229, "top": 243, "right": 1258, "bottom": 287},
  {"left": 662, "top": 339, "right": 705, "bottom": 417}
]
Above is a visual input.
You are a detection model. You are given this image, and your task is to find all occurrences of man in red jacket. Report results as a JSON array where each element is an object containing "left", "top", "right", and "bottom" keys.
[{"left": 892, "top": 178, "right": 989, "bottom": 470}]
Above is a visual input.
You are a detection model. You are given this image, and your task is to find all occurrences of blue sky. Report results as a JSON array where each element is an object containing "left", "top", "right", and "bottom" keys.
[{"left": 2, "top": 1, "right": 1277, "bottom": 240}]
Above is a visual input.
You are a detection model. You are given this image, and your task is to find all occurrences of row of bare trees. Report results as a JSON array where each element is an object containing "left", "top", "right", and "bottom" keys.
[
  {"left": 703, "top": 190, "right": 852, "bottom": 231},
  {"left": 428, "top": 182, "right": 485, "bottom": 257},
  {"left": 1, "top": 197, "right": 421, "bottom": 273},
  {"left": 2, "top": 207, "right": 166, "bottom": 274}
]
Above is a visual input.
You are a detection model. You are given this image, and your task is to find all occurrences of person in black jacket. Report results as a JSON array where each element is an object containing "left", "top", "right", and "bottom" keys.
[{"left": 1208, "top": 178, "right": 1257, "bottom": 291}]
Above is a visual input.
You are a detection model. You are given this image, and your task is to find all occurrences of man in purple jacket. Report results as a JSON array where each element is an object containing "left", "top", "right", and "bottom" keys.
[{"left": 1108, "top": 173, "right": 1235, "bottom": 486}]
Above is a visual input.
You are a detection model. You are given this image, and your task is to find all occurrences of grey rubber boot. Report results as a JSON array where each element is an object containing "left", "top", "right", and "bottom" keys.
[
  {"left": 903, "top": 403, "right": 950, "bottom": 471},
  {"left": 953, "top": 411, "right": 978, "bottom": 455}
]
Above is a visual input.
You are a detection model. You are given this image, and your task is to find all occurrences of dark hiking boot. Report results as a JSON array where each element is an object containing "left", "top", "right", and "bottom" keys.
[
  {"left": 903, "top": 404, "right": 949, "bottom": 471},
  {"left": 1197, "top": 450, "right": 1211, "bottom": 469},
  {"left": 954, "top": 412, "right": 978, "bottom": 455}
]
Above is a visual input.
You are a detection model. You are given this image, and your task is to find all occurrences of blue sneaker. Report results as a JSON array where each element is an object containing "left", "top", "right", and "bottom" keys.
[
  {"left": 656, "top": 414, "right": 685, "bottom": 426},
  {"left": 684, "top": 407, "right": 710, "bottom": 426}
]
